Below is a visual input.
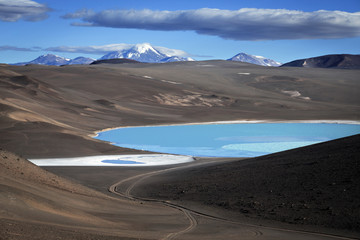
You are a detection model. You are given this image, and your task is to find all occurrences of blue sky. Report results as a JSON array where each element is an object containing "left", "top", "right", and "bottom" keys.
[{"left": 1, "top": 0, "right": 359, "bottom": 64}]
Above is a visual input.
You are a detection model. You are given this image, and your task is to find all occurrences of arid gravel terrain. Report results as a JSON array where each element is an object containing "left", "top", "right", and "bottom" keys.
[
  {"left": 0, "top": 61, "right": 359, "bottom": 239},
  {"left": 1, "top": 61, "right": 359, "bottom": 157}
]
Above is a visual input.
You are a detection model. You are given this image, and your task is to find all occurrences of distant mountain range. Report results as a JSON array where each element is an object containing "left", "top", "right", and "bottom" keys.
[
  {"left": 11, "top": 43, "right": 359, "bottom": 69},
  {"left": 14, "top": 43, "right": 195, "bottom": 66},
  {"left": 14, "top": 54, "right": 95, "bottom": 66},
  {"left": 228, "top": 52, "right": 282, "bottom": 67},
  {"left": 13, "top": 51, "right": 281, "bottom": 67},
  {"left": 13, "top": 43, "right": 281, "bottom": 66},
  {"left": 281, "top": 54, "right": 360, "bottom": 69}
]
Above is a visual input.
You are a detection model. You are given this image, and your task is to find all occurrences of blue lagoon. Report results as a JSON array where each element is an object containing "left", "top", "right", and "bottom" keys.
[{"left": 95, "top": 122, "right": 360, "bottom": 158}]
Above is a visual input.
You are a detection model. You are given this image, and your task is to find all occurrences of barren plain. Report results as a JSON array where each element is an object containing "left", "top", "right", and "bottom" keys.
[{"left": 0, "top": 61, "right": 359, "bottom": 239}]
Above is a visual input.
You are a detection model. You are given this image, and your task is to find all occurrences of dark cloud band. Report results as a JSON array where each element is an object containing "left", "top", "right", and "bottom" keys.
[{"left": 63, "top": 8, "right": 360, "bottom": 41}]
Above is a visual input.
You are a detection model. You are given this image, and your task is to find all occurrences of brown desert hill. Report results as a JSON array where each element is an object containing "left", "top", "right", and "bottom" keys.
[
  {"left": 134, "top": 134, "right": 360, "bottom": 233},
  {"left": 281, "top": 54, "right": 360, "bottom": 69},
  {"left": 0, "top": 65, "right": 151, "bottom": 157},
  {"left": 1, "top": 61, "right": 359, "bottom": 158},
  {"left": 0, "top": 149, "right": 191, "bottom": 240}
]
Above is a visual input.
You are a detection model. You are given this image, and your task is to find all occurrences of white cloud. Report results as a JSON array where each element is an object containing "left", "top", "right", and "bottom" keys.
[
  {"left": 45, "top": 43, "right": 192, "bottom": 57},
  {"left": 63, "top": 8, "right": 360, "bottom": 41},
  {"left": 45, "top": 44, "right": 134, "bottom": 55},
  {"left": 0, "top": 0, "right": 51, "bottom": 22},
  {"left": 149, "top": 46, "right": 189, "bottom": 57},
  {"left": 0, "top": 45, "right": 36, "bottom": 51}
]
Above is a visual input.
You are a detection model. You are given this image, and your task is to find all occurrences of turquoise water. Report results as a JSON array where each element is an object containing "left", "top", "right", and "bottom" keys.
[{"left": 95, "top": 123, "right": 360, "bottom": 157}]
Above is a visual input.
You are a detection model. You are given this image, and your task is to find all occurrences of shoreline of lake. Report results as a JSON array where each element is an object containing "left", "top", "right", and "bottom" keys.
[
  {"left": 91, "top": 119, "right": 360, "bottom": 138},
  {"left": 94, "top": 121, "right": 360, "bottom": 158}
]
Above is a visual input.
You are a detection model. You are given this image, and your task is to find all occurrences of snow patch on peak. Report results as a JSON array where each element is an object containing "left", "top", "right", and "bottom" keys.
[
  {"left": 133, "top": 43, "right": 157, "bottom": 54},
  {"left": 229, "top": 52, "right": 281, "bottom": 67}
]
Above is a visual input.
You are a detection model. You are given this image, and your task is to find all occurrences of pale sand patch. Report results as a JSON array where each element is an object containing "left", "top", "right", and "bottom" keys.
[
  {"left": 29, "top": 154, "right": 194, "bottom": 166},
  {"left": 282, "top": 90, "right": 302, "bottom": 98},
  {"left": 153, "top": 93, "right": 224, "bottom": 107},
  {"left": 161, "top": 79, "right": 181, "bottom": 85},
  {"left": 282, "top": 90, "right": 311, "bottom": 100},
  {"left": 8, "top": 111, "right": 51, "bottom": 123},
  {"left": 7, "top": 110, "right": 74, "bottom": 129},
  {"left": 196, "top": 64, "right": 215, "bottom": 67},
  {"left": 84, "top": 107, "right": 101, "bottom": 112}
]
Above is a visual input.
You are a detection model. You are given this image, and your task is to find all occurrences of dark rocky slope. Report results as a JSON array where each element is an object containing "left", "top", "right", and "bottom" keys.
[
  {"left": 281, "top": 54, "right": 360, "bottom": 69},
  {"left": 135, "top": 134, "right": 360, "bottom": 232}
]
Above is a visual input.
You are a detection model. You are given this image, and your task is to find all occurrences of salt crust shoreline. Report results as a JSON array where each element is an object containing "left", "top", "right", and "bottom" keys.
[
  {"left": 29, "top": 154, "right": 194, "bottom": 167},
  {"left": 91, "top": 119, "right": 360, "bottom": 138}
]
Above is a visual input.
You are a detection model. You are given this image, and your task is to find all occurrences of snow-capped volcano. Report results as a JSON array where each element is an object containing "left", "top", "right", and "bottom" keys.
[
  {"left": 22, "top": 54, "right": 70, "bottom": 66},
  {"left": 14, "top": 54, "right": 95, "bottom": 66},
  {"left": 228, "top": 53, "right": 281, "bottom": 67},
  {"left": 100, "top": 43, "right": 167, "bottom": 62},
  {"left": 100, "top": 43, "right": 194, "bottom": 63}
]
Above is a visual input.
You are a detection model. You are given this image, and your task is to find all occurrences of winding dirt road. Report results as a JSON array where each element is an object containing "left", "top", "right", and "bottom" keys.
[
  {"left": 108, "top": 160, "right": 212, "bottom": 239},
  {"left": 108, "top": 159, "right": 358, "bottom": 240}
]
